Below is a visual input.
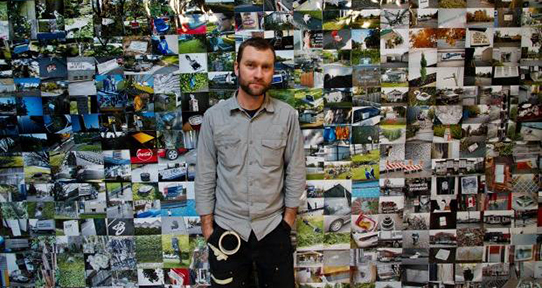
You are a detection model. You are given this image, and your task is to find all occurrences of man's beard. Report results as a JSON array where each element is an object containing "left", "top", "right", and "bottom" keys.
[{"left": 237, "top": 69, "right": 272, "bottom": 97}]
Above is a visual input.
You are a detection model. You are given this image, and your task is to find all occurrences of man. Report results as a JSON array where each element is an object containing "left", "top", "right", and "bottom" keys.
[{"left": 195, "top": 37, "right": 306, "bottom": 287}]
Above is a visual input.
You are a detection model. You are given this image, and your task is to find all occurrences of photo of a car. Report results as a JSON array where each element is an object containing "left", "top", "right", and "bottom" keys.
[
  {"left": 325, "top": 215, "right": 351, "bottom": 232},
  {"left": 138, "top": 185, "right": 154, "bottom": 196},
  {"left": 178, "top": 8, "right": 207, "bottom": 34},
  {"left": 158, "top": 165, "right": 187, "bottom": 181},
  {"left": 157, "top": 148, "right": 189, "bottom": 160},
  {"left": 76, "top": 167, "right": 104, "bottom": 182},
  {"left": 353, "top": 231, "right": 379, "bottom": 248}
]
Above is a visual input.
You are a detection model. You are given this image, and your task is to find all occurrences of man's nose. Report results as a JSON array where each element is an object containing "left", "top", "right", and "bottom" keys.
[{"left": 254, "top": 67, "right": 264, "bottom": 79}]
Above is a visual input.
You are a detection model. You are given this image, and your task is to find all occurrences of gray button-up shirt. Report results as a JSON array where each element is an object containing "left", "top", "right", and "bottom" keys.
[{"left": 195, "top": 91, "right": 306, "bottom": 241}]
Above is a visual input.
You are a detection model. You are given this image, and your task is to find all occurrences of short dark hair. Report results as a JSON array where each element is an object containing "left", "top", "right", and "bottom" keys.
[{"left": 236, "top": 37, "right": 276, "bottom": 64}]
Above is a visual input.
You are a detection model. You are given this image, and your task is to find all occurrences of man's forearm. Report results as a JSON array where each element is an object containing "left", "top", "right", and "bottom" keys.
[
  {"left": 201, "top": 214, "right": 213, "bottom": 229},
  {"left": 201, "top": 214, "right": 214, "bottom": 239},
  {"left": 283, "top": 207, "right": 297, "bottom": 228},
  {"left": 195, "top": 112, "right": 218, "bottom": 216},
  {"left": 283, "top": 112, "right": 307, "bottom": 209}
]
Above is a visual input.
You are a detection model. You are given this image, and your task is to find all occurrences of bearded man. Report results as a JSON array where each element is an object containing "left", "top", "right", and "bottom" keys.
[{"left": 195, "top": 37, "right": 306, "bottom": 287}]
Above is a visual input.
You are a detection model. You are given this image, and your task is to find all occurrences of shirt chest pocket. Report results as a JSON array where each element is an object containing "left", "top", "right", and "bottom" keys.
[
  {"left": 261, "top": 139, "right": 287, "bottom": 167},
  {"left": 216, "top": 137, "right": 242, "bottom": 168}
]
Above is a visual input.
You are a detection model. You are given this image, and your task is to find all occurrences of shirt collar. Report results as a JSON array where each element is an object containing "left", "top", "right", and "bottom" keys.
[{"left": 228, "top": 89, "right": 275, "bottom": 114}]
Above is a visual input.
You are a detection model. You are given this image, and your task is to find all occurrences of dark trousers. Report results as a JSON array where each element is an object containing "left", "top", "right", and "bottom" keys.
[{"left": 207, "top": 221, "right": 295, "bottom": 288}]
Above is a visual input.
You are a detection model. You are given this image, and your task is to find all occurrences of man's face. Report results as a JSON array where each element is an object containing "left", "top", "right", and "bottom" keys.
[
  {"left": 234, "top": 46, "right": 274, "bottom": 97},
  {"left": 217, "top": 14, "right": 233, "bottom": 31}
]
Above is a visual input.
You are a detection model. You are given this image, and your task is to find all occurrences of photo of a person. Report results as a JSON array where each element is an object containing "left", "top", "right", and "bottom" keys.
[
  {"left": 213, "top": 13, "right": 234, "bottom": 33},
  {"left": 303, "top": 30, "right": 313, "bottom": 49},
  {"left": 236, "top": 12, "right": 261, "bottom": 31}
]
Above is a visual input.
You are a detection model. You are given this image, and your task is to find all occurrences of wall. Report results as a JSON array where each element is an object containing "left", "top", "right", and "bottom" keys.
[{"left": 0, "top": 0, "right": 542, "bottom": 287}]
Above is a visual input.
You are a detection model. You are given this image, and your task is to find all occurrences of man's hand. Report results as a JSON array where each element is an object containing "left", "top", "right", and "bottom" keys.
[
  {"left": 201, "top": 214, "right": 214, "bottom": 240},
  {"left": 283, "top": 207, "right": 297, "bottom": 229}
]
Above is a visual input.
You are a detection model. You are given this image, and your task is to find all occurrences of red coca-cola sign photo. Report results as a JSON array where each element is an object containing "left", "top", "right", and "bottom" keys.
[{"left": 131, "top": 149, "right": 157, "bottom": 164}]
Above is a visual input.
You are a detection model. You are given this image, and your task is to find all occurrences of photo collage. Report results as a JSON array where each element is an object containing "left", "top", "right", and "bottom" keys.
[{"left": 0, "top": 0, "right": 541, "bottom": 286}]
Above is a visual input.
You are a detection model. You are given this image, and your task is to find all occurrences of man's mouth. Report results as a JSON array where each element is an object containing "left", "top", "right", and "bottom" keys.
[{"left": 243, "top": 19, "right": 255, "bottom": 26}]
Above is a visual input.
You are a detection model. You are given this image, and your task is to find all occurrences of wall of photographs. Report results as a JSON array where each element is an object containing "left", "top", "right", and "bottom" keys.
[{"left": 0, "top": 0, "right": 541, "bottom": 286}]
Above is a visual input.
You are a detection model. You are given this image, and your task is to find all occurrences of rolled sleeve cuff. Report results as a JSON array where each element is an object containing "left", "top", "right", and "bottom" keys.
[
  {"left": 196, "top": 201, "right": 215, "bottom": 216},
  {"left": 285, "top": 198, "right": 301, "bottom": 209},
  {"left": 284, "top": 189, "right": 303, "bottom": 208}
]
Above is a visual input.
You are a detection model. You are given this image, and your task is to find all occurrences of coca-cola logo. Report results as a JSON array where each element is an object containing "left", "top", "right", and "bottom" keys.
[{"left": 136, "top": 149, "right": 153, "bottom": 161}]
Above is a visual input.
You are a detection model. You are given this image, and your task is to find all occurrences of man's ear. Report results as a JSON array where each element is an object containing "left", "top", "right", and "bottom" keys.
[{"left": 234, "top": 61, "right": 239, "bottom": 77}]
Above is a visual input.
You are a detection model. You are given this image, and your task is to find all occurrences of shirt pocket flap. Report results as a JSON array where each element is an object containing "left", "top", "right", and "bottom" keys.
[
  {"left": 261, "top": 139, "right": 286, "bottom": 149},
  {"left": 216, "top": 137, "right": 240, "bottom": 146}
]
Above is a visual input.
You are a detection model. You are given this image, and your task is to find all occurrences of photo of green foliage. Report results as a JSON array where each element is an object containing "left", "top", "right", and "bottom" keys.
[{"left": 136, "top": 235, "right": 163, "bottom": 264}]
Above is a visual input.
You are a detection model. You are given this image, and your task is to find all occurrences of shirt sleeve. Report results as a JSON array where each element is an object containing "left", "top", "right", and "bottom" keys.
[
  {"left": 195, "top": 110, "right": 217, "bottom": 216},
  {"left": 283, "top": 109, "right": 306, "bottom": 208}
]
